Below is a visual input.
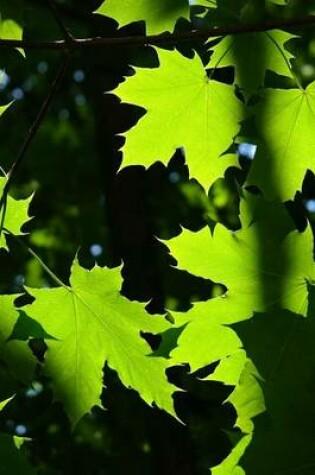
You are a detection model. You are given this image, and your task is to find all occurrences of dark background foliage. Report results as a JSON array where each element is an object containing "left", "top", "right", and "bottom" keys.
[{"left": 1, "top": 1, "right": 315, "bottom": 473}]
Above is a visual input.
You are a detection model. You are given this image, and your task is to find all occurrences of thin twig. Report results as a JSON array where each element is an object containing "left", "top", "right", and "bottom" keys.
[
  {"left": 0, "top": 54, "right": 71, "bottom": 240},
  {"left": 0, "top": 39, "right": 64, "bottom": 50},
  {"left": 7, "top": 55, "right": 70, "bottom": 182},
  {"left": 0, "top": 14, "right": 315, "bottom": 51},
  {"left": 46, "top": 0, "right": 75, "bottom": 43}
]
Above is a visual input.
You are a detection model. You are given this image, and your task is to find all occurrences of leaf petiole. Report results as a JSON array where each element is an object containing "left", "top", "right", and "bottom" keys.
[{"left": 4, "top": 228, "right": 69, "bottom": 289}]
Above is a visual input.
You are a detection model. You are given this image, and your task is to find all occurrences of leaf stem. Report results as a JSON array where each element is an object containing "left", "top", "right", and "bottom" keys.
[{"left": 5, "top": 229, "right": 69, "bottom": 289}]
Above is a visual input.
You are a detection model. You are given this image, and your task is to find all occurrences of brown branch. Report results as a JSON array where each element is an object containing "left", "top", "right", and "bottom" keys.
[
  {"left": 0, "top": 39, "right": 64, "bottom": 50},
  {"left": 0, "top": 54, "right": 71, "bottom": 238},
  {"left": 0, "top": 14, "right": 315, "bottom": 51}
]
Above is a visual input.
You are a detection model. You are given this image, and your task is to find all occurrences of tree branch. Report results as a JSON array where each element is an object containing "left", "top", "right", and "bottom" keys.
[
  {"left": 0, "top": 14, "right": 315, "bottom": 51},
  {"left": 0, "top": 54, "right": 71, "bottom": 238}
]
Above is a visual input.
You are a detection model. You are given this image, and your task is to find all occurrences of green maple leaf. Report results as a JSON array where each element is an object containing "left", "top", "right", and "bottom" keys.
[
  {"left": 0, "top": 177, "right": 33, "bottom": 249},
  {"left": 95, "top": 0, "right": 189, "bottom": 34},
  {"left": 23, "top": 260, "right": 176, "bottom": 426},
  {"left": 0, "top": 295, "right": 35, "bottom": 381},
  {"left": 166, "top": 194, "right": 315, "bottom": 472},
  {"left": 115, "top": 48, "right": 243, "bottom": 190},
  {"left": 168, "top": 303, "right": 264, "bottom": 474},
  {"left": 210, "top": 30, "right": 295, "bottom": 98},
  {"left": 167, "top": 194, "right": 314, "bottom": 322},
  {"left": 247, "top": 82, "right": 315, "bottom": 200}
]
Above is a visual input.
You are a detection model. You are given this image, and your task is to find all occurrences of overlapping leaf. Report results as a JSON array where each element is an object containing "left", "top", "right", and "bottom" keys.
[
  {"left": 235, "top": 305, "right": 315, "bottom": 474},
  {"left": 211, "top": 359, "right": 264, "bottom": 475},
  {"left": 96, "top": 0, "right": 189, "bottom": 34},
  {"left": 167, "top": 194, "right": 313, "bottom": 321},
  {"left": 23, "top": 260, "right": 176, "bottom": 426},
  {"left": 210, "top": 30, "right": 295, "bottom": 98},
  {"left": 168, "top": 303, "right": 264, "bottom": 474},
  {"left": 0, "top": 176, "right": 33, "bottom": 249},
  {"left": 166, "top": 194, "right": 315, "bottom": 471},
  {"left": 247, "top": 81, "right": 315, "bottom": 200},
  {"left": 115, "top": 48, "right": 243, "bottom": 190}
]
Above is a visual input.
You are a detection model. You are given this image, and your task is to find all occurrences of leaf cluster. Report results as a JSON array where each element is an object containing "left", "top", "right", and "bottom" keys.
[{"left": 1, "top": 1, "right": 315, "bottom": 474}]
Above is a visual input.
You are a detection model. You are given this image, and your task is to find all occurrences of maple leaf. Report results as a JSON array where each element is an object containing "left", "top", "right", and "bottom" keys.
[
  {"left": 115, "top": 48, "right": 243, "bottom": 190},
  {"left": 168, "top": 302, "right": 265, "bottom": 474},
  {"left": 247, "top": 82, "right": 315, "bottom": 200},
  {"left": 23, "top": 261, "right": 176, "bottom": 426},
  {"left": 167, "top": 193, "right": 314, "bottom": 321},
  {"left": 166, "top": 193, "right": 315, "bottom": 472}
]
